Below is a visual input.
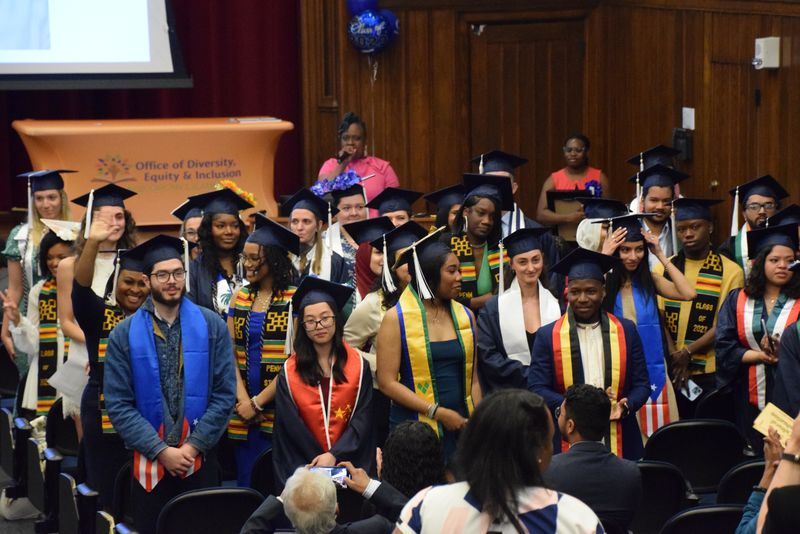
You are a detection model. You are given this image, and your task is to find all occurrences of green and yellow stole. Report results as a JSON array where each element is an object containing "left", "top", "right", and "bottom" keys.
[
  {"left": 395, "top": 285, "right": 475, "bottom": 437},
  {"left": 98, "top": 305, "right": 126, "bottom": 433},
  {"left": 36, "top": 278, "right": 63, "bottom": 416},
  {"left": 449, "top": 234, "right": 507, "bottom": 302},
  {"left": 662, "top": 250, "right": 724, "bottom": 373},
  {"left": 228, "top": 286, "right": 295, "bottom": 439},
  {"left": 551, "top": 310, "right": 628, "bottom": 457}
]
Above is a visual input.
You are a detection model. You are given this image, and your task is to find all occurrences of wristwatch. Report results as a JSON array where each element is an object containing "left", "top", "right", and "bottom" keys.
[{"left": 781, "top": 451, "right": 800, "bottom": 465}]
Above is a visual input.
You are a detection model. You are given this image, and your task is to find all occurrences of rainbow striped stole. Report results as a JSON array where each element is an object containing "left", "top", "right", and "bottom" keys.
[
  {"left": 552, "top": 311, "right": 628, "bottom": 457},
  {"left": 395, "top": 285, "right": 475, "bottom": 437},
  {"left": 228, "top": 286, "right": 295, "bottom": 439},
  {"left": 36, "top": 278, "right": 60, "bottom": 416}
]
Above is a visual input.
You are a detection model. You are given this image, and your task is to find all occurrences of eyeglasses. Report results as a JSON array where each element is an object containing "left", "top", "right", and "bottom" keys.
[
  {"left": 745, "top": 202, "right": 777, "bottom": 212},
  {"left": 341, "top": 134, "right": 363, "bottom": 143},
  {"left": 238, "top": 253, "right": 263, "bottom": 265},
  {"left": 302, "top": 316, "right": 335, "bottom": 330},
  {"left": 563, "top": 147, "right": 586, "bottom": 154},
  {"left": 149, "top": 269, "right": 186, "bottom": 283}
]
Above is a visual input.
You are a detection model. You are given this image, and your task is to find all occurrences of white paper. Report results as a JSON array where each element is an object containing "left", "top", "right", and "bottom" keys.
[
  {"left": 47, "top": 353, "right": 89, "bottom": 403},
  {"left": 682, "top": 107, "right": 695, "bottom": 130}
]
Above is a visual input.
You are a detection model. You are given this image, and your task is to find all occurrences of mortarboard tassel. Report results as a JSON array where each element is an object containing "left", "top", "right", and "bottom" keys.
[
  {"left": 381, "top": 235, "right": 396, "bottom": 293},
  {"left": 26, "top": 178, "right": 33, "bottom": 228},
  {"left": 635, "top": 173, "right": 642, "bottom": 207},
  {"left": 326, "top": 204, "right": 333, "bottom": 250},
  {"left": 498, "top": 240, "right": 505, "bottom": 296},
  {"left": 670, "top": 208, "right": 678, "bottom": 255},
  {"left": 108, "top": 251, "right": 122, "bottom": 306},
  {"left": 182, "top": 237, "right": 191, "bottom": 293},
  {"left": 83, "top": 189, "right": 95, "bottom": 240},
  {"left": 413, "top": 245, "right": 434, "bottom": 300},
  {"left": 479, "top": 154, "right": 484, "bottom": 175},
  {"left": 731, "top": 186, "right": 740, "bottom": 237},
  {"left": 284, "top": 301, "right": 294, "bottom": 355}
]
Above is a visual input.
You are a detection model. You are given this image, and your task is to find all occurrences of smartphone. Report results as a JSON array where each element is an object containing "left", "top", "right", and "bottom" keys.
[{"left": 309, "top": 466, "right": 349, "bottom": 488}]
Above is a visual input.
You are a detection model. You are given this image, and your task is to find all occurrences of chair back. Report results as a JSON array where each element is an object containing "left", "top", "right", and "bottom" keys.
[
  {"left": 660, "top": 504, "right": 745, "bottom": 534},
  {"left": 717, "top": 460, "right": 765, "bottom": 504},
  {"left": 113, "top": 460, "right": 133, "bottom": 524},
  {"left": 26, "top": 437, "right": 45, "bottom": 512},
  {"left": 0, "top": 345, "right": 19, "bottom": 397},
  {"left": 58, "top": 473, "right": 79, "bottom": 534},
  {"left": 694, "top": 386, "right": 735, "bottom": 424},
  {"left": 46, "top": 398, "right": 79, "bottom": 457},
  {"left": 630, "top": 461, "right": 696, "bottom": 534},
  {"left": 0, "top": 407, "right": 13, "bottom": 477},
  {"left": 644, "top": 419, "right": 745, "bottom": 493},
  {"left": 155, "top": 487, "right": 264, "bottom": 534},
  {"left": 97, "top": 510, "right": 115, "bottom": 533},
  {"left": 250, "top": 447, "right": 275, "bottom": 498}
]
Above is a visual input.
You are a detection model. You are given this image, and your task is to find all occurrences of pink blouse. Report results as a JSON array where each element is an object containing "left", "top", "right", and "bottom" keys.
[{"left": 318, "top": 156, "right": 400, "bottom": 203}]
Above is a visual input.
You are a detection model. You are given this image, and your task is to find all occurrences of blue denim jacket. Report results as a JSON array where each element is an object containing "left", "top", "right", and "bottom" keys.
[{"left": 103, "top": 296, "right": 236, "bottom": 460}]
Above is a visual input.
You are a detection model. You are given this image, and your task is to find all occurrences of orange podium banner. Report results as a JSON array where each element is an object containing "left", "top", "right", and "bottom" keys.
[{"left": 12, "top": 117, "right": 294, "bottom": 226}]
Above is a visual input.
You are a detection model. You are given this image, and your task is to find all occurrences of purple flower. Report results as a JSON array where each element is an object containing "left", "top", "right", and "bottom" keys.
[
  {"left": 585, "top": 180, "right": 602, "bottom": 198},
  {"left": 310, "top": 170, "right": 363, "bottom": 197}
]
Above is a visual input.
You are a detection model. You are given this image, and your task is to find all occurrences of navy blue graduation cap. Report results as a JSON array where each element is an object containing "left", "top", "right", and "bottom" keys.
[
  {"left": 247, "top": 213, "right": 300, "bottom": 255},
  {"left": 281, "top": 189, "right": 339, "bottom": 221},
  {"left": 502, "top": 227, "right": 552, "bottom": 258},
  {"left": 370, "top": 220, "right": 429, "bottom": 259},
  {"left": 187, "top": 188, "right": 254, "bottom": 216},
  {"left": 72, "top": 183, "right": 137, "bottom": 209},
  {"left": 729, "top": 175, "right": 789, "bottom": 204},
  {"left": 366, "top": 187, "right": 422, "bottom": 215},
  {"left": 768, "top": 204, "right": 800, "bottom": 227},
  {"left": 602, "top": 213, "right": 649, "bottom": 242},
  {"left": 627, "top": 164, "right": 689, "bottom": 194},
  {"left": 293, "top": 275, "right": 354, "bottom": 312},
  {"left": 550, "top": 246, "right": 619, "bottom": 282},
  {"left": 123, "top": 235, "right": 190, "bottom": 273},
  {"left": 576, "top": 197, "right": 629, "bottom": 219},
  {"left": 394, "top": 227, "right": 450, "bottom": 299},
  {"left": 746, "top": 223, "right": 799, "bottom": 257},
  {"left": 626, "top": 145, "right": 681, "bottom": 171},
  {"left": 463, "top": 173, "right": 515, "bottom": 211},
  {"left": 18, "top": 169, "right": 73, "bottom": 193},
  {"left": 470, "top": 150, "right": 528, "bottom": 175},
  {"left": 171, "top": 198, "right": 203, "bottom": 222},
  {"left": 330, "top": 184, "right": 365, "bottom": 202},
  {"left": 673, "top": 198, "right": 722, "bottom": 222},
  {"left": 424, "top": 184, "right": 465, "bottom": 210},
  {"left": 343, "top": 216, "right": 395, "bottom": 246}
]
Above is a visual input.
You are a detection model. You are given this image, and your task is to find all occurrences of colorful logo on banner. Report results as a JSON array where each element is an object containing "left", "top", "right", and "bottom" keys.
[{"left": 94, "top": 154, "right": 136, "bottom": 185}]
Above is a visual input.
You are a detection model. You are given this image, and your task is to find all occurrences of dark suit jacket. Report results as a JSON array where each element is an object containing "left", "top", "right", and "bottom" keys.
[
  {"left": 239, "top": 482, "right": 407, "bottom": 534},
  {"left": 544, "top": 441, "right": 642, "bottom": 529}
]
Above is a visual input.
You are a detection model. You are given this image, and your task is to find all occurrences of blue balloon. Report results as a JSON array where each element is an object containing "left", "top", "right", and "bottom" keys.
[
  {"left": 347, "top": 10, "right": 391, "bottom": 55},
  {"left": 346, "top": 0, "right": 378, "bottom": 16},
  {"left": 379, "top": 9, "right": 400, "bottom": 39}
]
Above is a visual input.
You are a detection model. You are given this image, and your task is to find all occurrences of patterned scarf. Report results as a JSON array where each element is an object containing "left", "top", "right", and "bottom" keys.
[
  {"left": 449, "top": 234, "right": 506, "bottom": 302},
  {"left": 36, "top": 278, "right": 62, "bottom": 415},
  {"left": 98, "top": 304, "right": 126, "bottom": 433}
]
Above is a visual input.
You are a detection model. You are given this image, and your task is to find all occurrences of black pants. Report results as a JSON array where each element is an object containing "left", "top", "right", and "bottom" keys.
[{"left": 131, "top": 449, "right": 219, "bottom": 534}]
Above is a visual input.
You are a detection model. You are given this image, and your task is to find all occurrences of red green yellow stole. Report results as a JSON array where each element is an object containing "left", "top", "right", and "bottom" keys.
[
  {"left": 98, "top": 305, "right": 126, "bottom": 433},
  {"left": 552, "top": 310, "right": 628, "bottom": 457},
  {"left": 228, "top": 286, "right": 295, "bottom": 439},
  {"left": 735, "top": 290, "right": 800, "bottom": 410},
  {"left": 36, "top": 278, "right": 62, "bottom": 416},
  {"left": 449, "top": 234, "right": 507, "bottom": 301},
  {"left": 395, "top": 285, "right": 475, "bottom": 436},
  {"left": 283, "top": 344, "right": 363, "bottom": 451}
]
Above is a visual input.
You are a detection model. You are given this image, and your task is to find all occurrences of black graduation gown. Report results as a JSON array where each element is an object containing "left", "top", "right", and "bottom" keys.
[
  {"left": 717, "top": 236, "right": 736, "bottom": 263},
  {"left": 476, "top": 295, "right": 531, "bottom": 393},
  {"left": 772, "top": 320, "right": 800, "bottom": 417},
  {"left": 292, "top": 250, "right": 350, "bottom": 286},
  {"left": 272, "top": 361, "right": 375, "bottom": 492}
]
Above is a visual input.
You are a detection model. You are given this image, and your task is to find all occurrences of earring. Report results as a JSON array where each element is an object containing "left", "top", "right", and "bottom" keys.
[
  {"left": 364, "top": 144, "right": 369, "bottom": 157},
  {"left": 463, "top": 214, "right": 469, "bottom": 233}
]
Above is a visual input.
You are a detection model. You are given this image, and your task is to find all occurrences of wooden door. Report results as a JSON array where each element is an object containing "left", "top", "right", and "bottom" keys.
[{"left": 469, "top": 18, "right": 587, "bottom": 218}]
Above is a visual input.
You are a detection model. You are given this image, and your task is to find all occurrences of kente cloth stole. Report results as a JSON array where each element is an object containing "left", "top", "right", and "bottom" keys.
[
  {"left": 736, "top": 291, "right": 800, "bottom": 410},
  {"left": 284, "top": 344, "right": 363, "bottom": 451},
  {"left": 662, "top": 250, "right": 724, "bottom": 370},
  {"left": 99, "top": 304, "right": 126, "bottom": 433},
  {"left": 228, "top": 286, "right": 295, "bottom": 439},
  {"left": 128, "top": 298, "right": 209, "bottom": 492},
  {"left": 449, "top": 234, "right": 507, "bottom": 300},
  {"left": 552, "top": 310, "right": 627, "bottom": 457},
  {"left": 395, "top": 285, "right": 475, "bottom": 437},
  {"left": 36, "top": 278, "right": 62, "bottom": 416}
]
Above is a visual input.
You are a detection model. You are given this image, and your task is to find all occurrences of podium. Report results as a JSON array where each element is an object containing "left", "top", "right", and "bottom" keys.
[{"left": 12, "top": 117, "right": 294, "bottom": 226}]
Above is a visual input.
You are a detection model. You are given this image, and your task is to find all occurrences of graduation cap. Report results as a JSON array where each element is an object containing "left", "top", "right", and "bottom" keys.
[
  {"left": 366, "top": 187, "right": 422, "bottom": 216},
  {"left": 369, "top": 221, "right": 428, "bottom": 293},
  {"left": 186, "top": 188, "right": 254, "bottom": 216},
  {"left": 576, "top": 198, "right": 630, "bottom": 219},
  {"left": 626, "top": 145, "right": 681, "bottom": 171},
  {"left": 470, "top": 150, "right": 528, "bottom": 175},
  {"left": 767, "top": 204, "right": 800, "bottom": 227},
  {"left": 18, "top": 169, "right": 73, "bottom": 193},
  {"left": 746, "top": 223, "right": 799, "bottom": 258},
  {"left": 627, "top": 164, "right": 689, "bottom": 195},
  {"left": 171, "top": 198, "right": 203, "bottom": 222},
  {"left": 281, "top": 189, "right": 339, "bottom": 221},
  {"left": 330, "top": 184, "right": 366, "bottom": 203},
  {"left": 601, "top": 213, "right": 649, "bottom": 242},
  {"left": 424, "top": 184, "right": 465, "bottom": 210},
  {"left": 728, "top": 175, "right": 789, "bottom": 237},
  {"left": 292, "top": 275, "right": 354, "bottom": 312},
  {"left": 343, "top": 217, "right": 395, "bottom": 246},
  {"left": 72, "top": 183, "right": 138, "bottom": 240},
  {"left": 394, "top": 226, "right": 450, "bottom": 299},
  {"left": 672, "top": 198, "right": 722, "bottom": 222},
  {"left": 463, "top": 173, "right": 515, "bottom": 212},
  {"left": 40, "top": 219, "right": 80, "bottom": 242},
  {"left": 551, "top": 247, "right": 619, "bottom": 282},
  {"left": 247, "top": 213, "right": 300, "bottom": 255},
  {"left": 124, "top": 234, "right": 191, "bottom": 275}
]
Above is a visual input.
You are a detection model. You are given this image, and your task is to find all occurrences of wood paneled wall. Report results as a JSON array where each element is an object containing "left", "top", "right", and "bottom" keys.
[{"left": 300, "top": 0, "right": 800, "bottom": 241}]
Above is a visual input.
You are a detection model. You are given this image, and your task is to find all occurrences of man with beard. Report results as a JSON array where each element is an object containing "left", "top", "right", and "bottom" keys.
[
  {"left": 719, "top": 175, "right": 789, "bottom": 277},
  {"left": 528, "top": 247, "right": 651, "bottom": 460},
  {"left": 627, "top": 164, "right": 688, "bottom": 270},
  {"left": 104, "top": 235, "right": 236, "bottom": 534},
  {"left": 654, "top": 198, "right": 744, "bottom": 417}
]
